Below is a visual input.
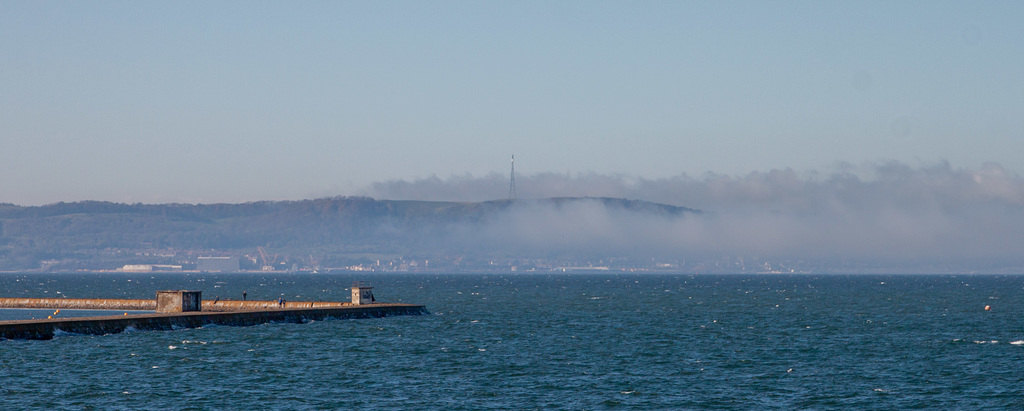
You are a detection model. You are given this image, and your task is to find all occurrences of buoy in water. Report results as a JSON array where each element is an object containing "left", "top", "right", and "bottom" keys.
[{"left": 985, "top": 305, "right": 991, "bottom": 311}]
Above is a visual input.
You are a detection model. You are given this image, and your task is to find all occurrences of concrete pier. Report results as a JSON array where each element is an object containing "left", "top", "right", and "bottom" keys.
[
  {"left": 0, "top": 297, "right": 156, "bottom": 311},
  {"left": 0, "top": 303, "right": 427, "bottom": 340},
  {"left": 0, "top": 298, "right": 355, "bottom": 312}
]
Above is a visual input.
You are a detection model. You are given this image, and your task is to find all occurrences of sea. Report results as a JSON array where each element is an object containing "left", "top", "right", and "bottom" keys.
[{"left": 2, "top": 272, "right": 1024, "bottom": 409}]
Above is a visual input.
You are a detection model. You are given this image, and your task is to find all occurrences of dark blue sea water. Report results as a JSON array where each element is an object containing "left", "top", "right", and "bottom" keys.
[{"left": 2, "top": 272, "right": 1024, "bottom": 409}]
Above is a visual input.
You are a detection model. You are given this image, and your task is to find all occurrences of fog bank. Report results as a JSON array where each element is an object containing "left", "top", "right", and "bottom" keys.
[{"left": 367, "top": 162, "right": 1024, "bottom": 270}]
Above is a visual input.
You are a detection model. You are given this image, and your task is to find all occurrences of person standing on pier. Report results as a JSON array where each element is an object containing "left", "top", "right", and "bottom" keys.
[{"left": 242, "top": 291, "right": 247, "bottom": 301}]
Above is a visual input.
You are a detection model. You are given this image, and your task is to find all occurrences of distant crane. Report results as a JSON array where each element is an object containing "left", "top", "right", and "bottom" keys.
[{"left": 257, "top": 246, "right": 278, "bottom": 271}]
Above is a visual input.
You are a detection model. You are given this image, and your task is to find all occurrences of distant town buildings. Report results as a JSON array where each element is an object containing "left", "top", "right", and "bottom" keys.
[
  {"left": 197, "top": 256, "right": 239, "bottom": 272},
  {"left": 120, "top": 264, "right": 183, "bottom": 272}
]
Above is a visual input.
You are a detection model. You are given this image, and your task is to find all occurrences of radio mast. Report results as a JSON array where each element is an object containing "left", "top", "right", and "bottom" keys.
[{"left": 508, "top": 155, "right": 517, "bottom": 200}]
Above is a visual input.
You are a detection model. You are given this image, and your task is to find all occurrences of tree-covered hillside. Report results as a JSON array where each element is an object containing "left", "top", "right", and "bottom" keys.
[{"left": 0, "top": 197, "right": 698, "bottom": 271}]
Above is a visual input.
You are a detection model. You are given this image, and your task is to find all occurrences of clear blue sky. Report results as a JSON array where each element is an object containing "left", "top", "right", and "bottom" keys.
[{"left": 1, "top": 1, "right": 1022, "bottom": 205}]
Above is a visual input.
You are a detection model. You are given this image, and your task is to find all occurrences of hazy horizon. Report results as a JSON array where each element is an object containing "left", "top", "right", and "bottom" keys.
[
  {"left": 6, "top": 160, "right": 1024, "bottom": 272},
  {"left": 3, "top": 159, "right": 1018, "bottom": 208}
]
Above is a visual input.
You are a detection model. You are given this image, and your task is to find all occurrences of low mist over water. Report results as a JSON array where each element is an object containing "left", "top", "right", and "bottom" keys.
[{"left": 368, "top": 162, "right": 1024, "bottom": 271}]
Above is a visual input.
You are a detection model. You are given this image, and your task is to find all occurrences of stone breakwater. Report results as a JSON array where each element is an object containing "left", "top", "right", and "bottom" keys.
[
  {"left": 0, "top": 297, "right": 156, "bottom": 311},
  {"left": 0, "top": 298, "right": 352, "bottom": 312},
  {"left": 0, "top": 303, "right": 428, "bottom": 340}
]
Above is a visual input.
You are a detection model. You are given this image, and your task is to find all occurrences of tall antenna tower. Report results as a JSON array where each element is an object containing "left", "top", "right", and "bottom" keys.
[{"left": 508, "top": 154, "right": 517, "bottom": 200}]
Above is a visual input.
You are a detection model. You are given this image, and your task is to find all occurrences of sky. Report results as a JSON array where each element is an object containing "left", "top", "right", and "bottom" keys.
[{"left": 1, "top": 1, "right": 1023, "bottom": 206}]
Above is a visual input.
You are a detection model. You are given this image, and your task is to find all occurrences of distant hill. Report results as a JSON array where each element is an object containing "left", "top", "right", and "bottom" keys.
[{"left": 0, "top": 197, "right": 699, "bottom": 271}]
